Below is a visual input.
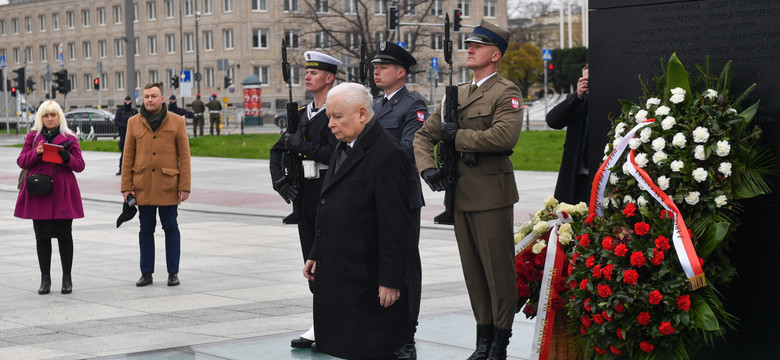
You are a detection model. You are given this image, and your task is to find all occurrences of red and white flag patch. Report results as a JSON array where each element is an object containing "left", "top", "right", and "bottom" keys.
[
  {"left": 417, "top": 111, "right": 425, "bottom": 122},
  {"left": 511, "top": 98, "right": 520, "bottom": 109}
]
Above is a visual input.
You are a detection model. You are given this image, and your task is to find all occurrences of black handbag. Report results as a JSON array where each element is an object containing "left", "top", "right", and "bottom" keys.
[{"left": 26, "top": 174, "right": 54, "bottom": 195}]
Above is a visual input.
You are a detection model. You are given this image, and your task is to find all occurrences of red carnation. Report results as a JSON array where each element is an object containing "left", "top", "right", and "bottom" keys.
[
  {"left": 579, "top": 233, "right": 591, "bottom": 247},
  {"left": 601, "top": 264, "right": 614, "bottom": 280},
  {"left": 602, "top": 236, "right": 614, "bottom": 250},
  {"left": 614, "top": 243, "right": 628, "bottom": 257},
  {"left": 581, "top": 315, "right": 592, "bottom": 327},
  {"left": 623, "top": 203, "right": 637, "bottom": 217},
  {"left": 523, "top": 266, "right": 540, "bottom": 282},
  {"left": 635, "top": 222, "right": 650, "bottom": 236},
  {"left": 655, "top": 235, "right": 671, "bottom": 251},
  {"left": 580, "top": 279, "right": 589, "bottom": 291},
  {"left": 649, "top": 290, "right": 663, "bottom": 305},
  {"left": 571, "top": 253, "right": 579, "bottom": 263},
  {"left": 630, "top": 251, "right": 646, "bottom": 267},
  {"left": 659, "top": 321, "right": 675, "bottom": 335},
  {"left": 699, "top": 256, "right": 705, "bottom": 266},
  {"left": 637, "top": 312, "right": 651, "bottom": 325},
  {"left": 677, "top": 294, "right": 691, "bottom": 311},
  {"left": 569, "top": 280, "right": 577, "bottom": 290},
  {"left": 610, "top": 345, "right": 622, "bottom": 355},
  {"left": 580, "top": 325, "right": 587, "bottom": 334},
  {"left": 517, "top": 281, "right": 531, "bottom": 297},
  {"left": 567, "top": 263, "right": 573, "bottom": 275},
  {"left": 532, "top": 253, "right": 546, "bottom": 268},
  {"left": 554, "top": 277, "right": 567, "bottom": 292},
  {"left": 615, "top": 302, "right": 625, "bottom": 313},
  {"left": 640, "top": 341, "right": 654, "bottom": 353},
  {"left": 592, "top": 264, "right": 603, "bottom": 279},
  {"left": 660, "top": 209, "right": 673, "bottom": 219},
  {"left": 592, "top": 313, "right": 604, "bottom": 325},
  {"left": 616, "top": 328, "right": 623, "bottom": 339},
  {"left": 623, "top": 269, "right": 639, "bottom": 285},
  {"left": 586, "top": 213, "right": 596, "bottom": 225},
  {"left": 585, "top": 256, "right": 595, "bottom": 268},
  {"left": 584, "top": 298, "right": 592, "bottom": 312},
  {"left": 594, "top": 347, "right": 607, "bottom": 354},
  {"left": 597, "top": 284, "right": 613, "bottom": 298},
  {"left": 651, "top": 248, "right": 665, "bottom": 265},
  {"left": 551, "top": 297, "right": 565, "bottom": 310},
  {"left": 523, "top": 303, "right": 536, "bottom": 316},
  {"left": 602, "top": 310, "right": 614, "bottom": 321}
]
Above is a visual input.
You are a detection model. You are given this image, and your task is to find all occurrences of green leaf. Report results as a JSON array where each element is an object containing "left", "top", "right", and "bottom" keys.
[
  {"left": 697, "top": 222, "right": 730, "bottom": 258},
  {"left": 739, "top": 101, "right": 760, "bottom": 125},
  {"left": 666, "top": 53, "right": 691, "bottom": 97},
  {"left": 691, "top": 294, "right": 720, "bottom": 331}
]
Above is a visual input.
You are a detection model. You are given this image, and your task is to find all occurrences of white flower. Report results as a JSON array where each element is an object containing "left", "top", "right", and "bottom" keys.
[
  {"left": 516, "top": 223, "right": 532, "bottom": 242},
  {"left": 635, "top": 109, "right": 648, "bottom": 122},
  {"left": 671, "top": 87, "right": 686, "bottom": 96},
  {"left": 637, "top": 196, "right": 648, "bottom": 207},
  {"left": 716, "top": 140, "right": 731, "bottom": 156},
  {"left": 672, "top": 132, "right": 687, "bottom": 148},
  {"left": 692, "top": 126, "right": 710, "bottom": 143},
  {"left": 694, "top": 145, "right": 706, "bottom": 160},
  {"left": 661, "top": 116, "right": 676, "bottom": 130},
  {"left": 657, "top": 175, "right": 670, "bottom": 190},
  {"left": 714, "top": 195, "right": 728, "bottom": 207},
  {"left": 604, "top": 143, "right": 611, "bottom": 155},
  {"left": 705, "top": 89, "right": 718, "bottom": 100},
  {"left": 652, "top": 151, "right": 668, "bottom": 165},
  {"left": 623, "top": 195, "right": 634, "bottom": 204},
  {"left": 533, "top": 221, "right": 550, "bottom": 234},
  {"left": 640, "top": 127, "right": 652, "bottom": 143},
  {"left": 635, "top": 153, "right": 649, "bottom": 168},
  {"left": 558, "top": 223, "right": 573, "bottom": 245},
  {"left": 514, "top": 232, "right": 524, "bottom": 245},
  {"left": 670, "top": 87, "right": 686, "bottom": 104},
  {"left": 655, "top": 105, "right": 671, "bottom": 116},
  {"left": 610, "top": 197, "right": 619, "bottom": 208},
  {"left": 615, "top": 122, "right": 627, "bottom": 137},
  {"left": 602, "top": 198, "right": 611, "bottom": 208},
  {"left": 532, "top": 241, "right": 547, "bottom": 254},
  {"left": 646, "top": 97, "right": 661, "bottom": 108},
  {"left": 685, "top": 191, "right": 700, "bottom": 205},
  {"left": 670, "top": 160, "right": 684, "bottom": 172},
  {"left": 629, "top": 138, "right": 642, "bottom": 150},
  {"left": 652, "top": 137, "right": 666, "bottom": 152},
  {"left": 692, "top": 167, "right": 708, "bottom": 182},
  {"left": 609, "top": 173, "right": 619, "bottom": 185},
  {"left": 574, "top": 202, "right": 588, "bottom": 214},
  {"left": 613, "top": 137, "right": 623, "bottom": 148},
  {"left": 555, "top": 203, "right": 573, "bottom": 214},
  {"left": 622, "top": 161, "right": 632, "bottom": 175},
  {"left": 727, "top": 108, "right": 737, "bottom": 114},
  {"left": 544, "top": 195, "right": 558, "bottom": 208},
  {"left": 719, "top": 162, "right": 732, "bottom": 177}
]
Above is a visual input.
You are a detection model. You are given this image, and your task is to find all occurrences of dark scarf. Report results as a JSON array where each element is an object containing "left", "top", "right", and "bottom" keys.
[
  {"left": 42, "top": 126, "right": 60, "bottom": 143},
  {"left": 140, "top": 103, "right": 168, "bottom": 132},
  {"left": 334, "top": 119, "right": 376, "bottom": 173}
]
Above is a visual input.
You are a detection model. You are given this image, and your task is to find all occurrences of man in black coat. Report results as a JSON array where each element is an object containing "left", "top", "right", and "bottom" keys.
[
  {"left": 304, "top": 83, "right": 411, "bottom": 360},
  {"left": 546, "top": 64, "right": 592, "bottom": 204},
  {"left": 114, "top": 96, "right": 137, "bottom": 176}
]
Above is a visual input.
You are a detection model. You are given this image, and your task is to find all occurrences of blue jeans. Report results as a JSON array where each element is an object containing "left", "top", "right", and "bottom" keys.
[{"left": 138, "top": 205, "right": 180, "bottom": 274}]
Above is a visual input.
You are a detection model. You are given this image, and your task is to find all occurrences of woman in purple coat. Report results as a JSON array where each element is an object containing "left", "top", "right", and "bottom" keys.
[{"left": 15, "top": 100, "right": 85, "bottom": 295}]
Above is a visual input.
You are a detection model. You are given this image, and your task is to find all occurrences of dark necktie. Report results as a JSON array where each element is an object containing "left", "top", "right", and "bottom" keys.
[
  {"left": 382, "top": 97, "right": 389, "bottom": 106},
  {"left": 469, "top": 84, "right": 478, "bottom": 96}
]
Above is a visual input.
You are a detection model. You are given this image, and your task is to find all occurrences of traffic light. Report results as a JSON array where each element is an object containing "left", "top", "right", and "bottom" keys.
[
  {"left": 223, "top": 74, "right": 232, "bottom": 89},
  {"left": 453, "top": 8, "right": 462, "bottom": 31},
  {"left": 54, "top": 70, "right": 71, "bottom": 95},
  {"left": 547, "top": 63, "right": 556, "bottom": 81},
  {"left": 11, "top": 87, "right": 18, "bottom": 97},
  {"left": 13, "top": 68, "right": 26, "bottom": 93},
  {"left": 387, "top": 6, "right": 399, "bottom": 31},
  {"left": 171, "top": 75, "right": 180, "bottom": 89},
  {"left": 93, "top": 77, "right": 100, "bottom": 90},
  {"left": 26, "top": 78, "right": 36, "bottom": 93}
]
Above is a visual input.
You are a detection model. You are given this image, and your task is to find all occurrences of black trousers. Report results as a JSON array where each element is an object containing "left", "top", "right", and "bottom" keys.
[{"left": 32, "top": 219, "right": 74, "bottom": 275}]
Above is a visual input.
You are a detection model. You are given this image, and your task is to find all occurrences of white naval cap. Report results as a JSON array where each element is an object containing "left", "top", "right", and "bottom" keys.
[{"left": 304, "top": 51, "right": 343, "bottom": 74}]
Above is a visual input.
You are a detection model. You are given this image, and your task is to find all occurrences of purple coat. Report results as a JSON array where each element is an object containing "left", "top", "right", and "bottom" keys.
[{"left": 15, "top": 131, "right": 85, "bottom": 220}]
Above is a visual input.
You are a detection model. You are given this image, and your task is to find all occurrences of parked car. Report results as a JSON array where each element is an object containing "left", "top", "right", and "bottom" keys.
[{"left": 64, "top": 108, "right": 119, "bottom": 140}]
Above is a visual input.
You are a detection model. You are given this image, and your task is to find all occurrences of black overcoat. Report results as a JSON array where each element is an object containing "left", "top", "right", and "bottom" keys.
[
  {"left": 310, "top": 121, "right": 411, "bottom": 359},
  {"left": 546, "top": 93, "right": 592, "bottom": 204}
]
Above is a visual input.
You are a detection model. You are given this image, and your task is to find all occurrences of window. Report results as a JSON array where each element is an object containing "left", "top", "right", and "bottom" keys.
[
  {"left": 347, "top": 67, "right": 359, "bottom": 82},
  {"left": 284, "top": 0, "right": 299, "bottom": 12},
  {"left": 204, "top": 31, "right": 213, "bottom": 51},
  {"left": 184, "top": 0, "right": 194, "bottom": 16},
  {"left": 458, "top": 33, "right": 468, "bottom": 50},
  {"left": 344, "top": 0, "right": 356, "bottom": 14},
  {"left": 484, "top": 1, "right": 496, "bottom": 18},
  {"left": 252, "top": 29, "right": 268, "bottom": 49},
  {"left": 114, "top": 5, "right": 122, "bottom": 24},
  {"left": 223, "top": 0, "right": 233, "bottom": 12},
  {"left": 52, "top": 13, "right": 60, "bottom": 30},
  {"left": 100, "top": 73, "right": 108, "bottom": 90},
  {"left": 254, "top": 66, "right": 269, "bottom": 85},
  {"left": 374, "top": 0, "right": 384, "bottom": 14},
  {"left": 165, "top": 0, "right": 175, "bottom": 18},
  {"left": 39, "top": 45, "right": 47, "bottom": 62},
  {"left": 84, "top": 73, "right": 93, "bottom": 91},
  {"left": 459, "top": 0, "right": 471, "bottom": 17},
  {"left": 408, "top": 70, "right": 417, "bottom": 84},
  {"left": 116, "top": 72, "right": 125, "bottom": 90},
  {"left": 82, "top": 9, "right": 90, "bottom": 27},
  {"left": 41, "top": 75, "right": 49, "bottom": 92},
  {"left": 223, "top": 29, "right": 234, "bottom": 50},
  {"left": 403, "top": 0, "right": 416, "bottom": 15},
  {"left": 316, "top": 31, "right": 331, "bottom": 48},
  {"left": 135, "top": 71, "right": 141, "bottom": 89},
  {"left": 83, "top": 41, "right": 92, "bottom": 59},
  {"left": 285, "top": 29, "right": 299, "bottom": 48},
  {"left": 24, "top": 47, "right": 32, "bottom": 63},
  {"left": 0, "top": 20, "right": 5, "bottom": 36},
  {"left": 97, "top": 7, "right": 106, "bottom": 25},
  {"left": 13, "top": 48, "right": 20, "bottom": 64},
  {"left": 459, "top": 67, "right": 470, "bottom": 83},
  {"left": 148, "top": 36, "right": 157, "bottom": 55},
  {"left": 147, "top": 2, "right": 156, "bottom": 20},
  {"left": 68, "top": 42, "right": 76, "bottom": 60},
  {"left": 38, "top": 15, "right": 46, "bottom": 32},
  {"left": 374, "top": 31, "right": 385, "bottom": 43},
  {"left": 203, "top": 0, "right": 212, "bottom": 14},
  {"left": 66, "top": 12, "right": 74, "bottom": 28},
  {"left": 251, "top": 0, "right": 267, "bottom": 11},
  {"left": 165, "top": 34, "right": 175, "bottom": 53},
  {"left": 98, "top": 40, "right": 107, "bottom": 58},
  {"left": 135, "top": 37, "right": 140, "bottom": 56},
  {"left": 12, "top": 18, "right": 19, "bottom": 34},
  {"left": 431, "top": 33, "right": 443, "bottom": 50},
  {"left": 346, "top": 32, "right": 359, "bottom": 50},
  {"left": 205, "top": 67, "right": 214, "bottom": 87},
  {"left": 149, "top": 69, "right": 159, "bottom": 85},
  {"left": 430, "top": 0, "right": 444, "bottom": 16},
  {"left": 316, "top": 0, "right": 329, "bottom": 13},
  {"left": 184, "top": 32, "right": 194, "bottom": 52},
  {"left": 69, "top": 74, "right": 78, "bottom": 92},
  {"left": 404, "top": 32, "right": 416, "bottom": 52},
  {"left": 133, "top": 3, "right": 139, "bottom": 21},
  {"left": 290, "top": 67, "right": 301, "bottom": 86},
  {"left": 115, "top": 39, "right": 125, "bottom": 57},
  {"left": 166, "top": 69, "right": 176, "bottom": 86},
  {"left": 25, "top": 16, "right": 32, "bottom": 33},
  {"left": 53, "top": 44, "right": 59, "bottom": 61}
]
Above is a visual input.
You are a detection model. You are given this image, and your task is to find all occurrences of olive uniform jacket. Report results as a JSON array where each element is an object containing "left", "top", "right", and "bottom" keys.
[
  {"left": 414, "top": 74, "right": 524, "bottom": 212},
  {"left": 121, "top": 111, "right": 191, "bottom": 206}
]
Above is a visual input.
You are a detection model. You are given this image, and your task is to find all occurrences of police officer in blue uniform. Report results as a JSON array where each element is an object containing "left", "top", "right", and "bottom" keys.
[
  {"left": 269, "top": 51, "right": 342, "bottom": 350},
  {"left": 372, "top": 40, "right": 428, "bottom": 360}
]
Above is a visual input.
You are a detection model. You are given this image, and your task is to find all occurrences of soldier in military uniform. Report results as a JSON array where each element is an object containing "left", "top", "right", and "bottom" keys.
[
  {"left": 371, "top": 40, "right": 428, "bottom": 360},
  {"left": 207, "top": 93, "right": 222, "bottom": 136},
  {"left": 191, "top": 94, "right": 205, "bottom": 137},
  {"left": 268, "top": 51, "right": 341, "bottom": 350},
  {"left": 414, "top": 20, "right": 523, "bottom": 360}
]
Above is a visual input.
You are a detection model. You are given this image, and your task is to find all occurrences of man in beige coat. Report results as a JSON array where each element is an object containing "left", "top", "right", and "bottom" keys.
[
  {"left": 414, "top": 20, "right": 523, "bottom": 360},
  {"left": 121, "top": 83, "right": 191, "bottom": 287}
]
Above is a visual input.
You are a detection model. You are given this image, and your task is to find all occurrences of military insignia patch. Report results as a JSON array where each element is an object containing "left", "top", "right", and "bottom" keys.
[
  {"left": 380, "top": 41, "right": 387, "bottom": 51},
  {"left": 511, "top": 97, "right": 520, "bottom": 109},
  {"left": 416, "top": 111, "right": 425, "bottom": 122},
  {"left": 306, "top": 53, "right": 311, "bottom": 60}
]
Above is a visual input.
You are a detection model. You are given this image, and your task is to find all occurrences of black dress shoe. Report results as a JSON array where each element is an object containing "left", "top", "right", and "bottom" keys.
[
  {"left": 61, "top": 274, "right": 72, "bottom": 294},
  {"left": 136, "top": 273, "right": 153, "bottom": 287},
  {"left": 167, "top": 273, "right": 180, "bottom": 286},
  {"left": 38, "top": 274, "right": 51, "bottom": 295},
  {"left": 394, "top": 342, "right": 417, "bottom": 360},
  {"left": 116, "top": 171, "right": 121, "bottom": 176},
  {"left": 291, "top": 337, "right": 315, "bottom": 348}
]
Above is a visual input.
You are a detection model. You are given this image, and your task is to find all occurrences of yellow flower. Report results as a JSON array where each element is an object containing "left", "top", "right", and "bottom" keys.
[
  {"left": 533, "top": 221, "right": 550, "bottom": 234},
  {"left": 532, "top": 241, "right": 547, "bottom": 254},
  {"left": 544, "top": 196, "right": 559, "bottom": 208}
]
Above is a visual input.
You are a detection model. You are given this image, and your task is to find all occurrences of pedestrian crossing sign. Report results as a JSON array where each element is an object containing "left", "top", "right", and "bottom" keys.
[{"left": 542, "top": 49, "right": 553, "bottom": 61}]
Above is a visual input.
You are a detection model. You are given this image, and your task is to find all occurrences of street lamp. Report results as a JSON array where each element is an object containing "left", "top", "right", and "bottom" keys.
[{"left": 195, "top": 10, "right": 201, "bottom": 95}]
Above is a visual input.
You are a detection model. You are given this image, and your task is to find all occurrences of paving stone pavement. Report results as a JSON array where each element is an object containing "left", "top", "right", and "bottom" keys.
[{"left": 0, "top": 136, "right": 558, "bottom": 360}]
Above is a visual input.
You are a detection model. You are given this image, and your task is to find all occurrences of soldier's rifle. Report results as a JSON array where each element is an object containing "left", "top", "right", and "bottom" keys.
[
  {"left": 359, "top": 38, "right": 370, "bottom": 86},
  {"left": 281, "top": 38, "right": 302, "bottom": 193},
  {"left": 434, "top": 14, "right": 458, "bottom": 226}
]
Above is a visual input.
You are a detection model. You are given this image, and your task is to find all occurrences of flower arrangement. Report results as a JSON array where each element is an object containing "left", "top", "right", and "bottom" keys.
[{"left": 566, "top": 54, "right": 773, "bottom": 359}]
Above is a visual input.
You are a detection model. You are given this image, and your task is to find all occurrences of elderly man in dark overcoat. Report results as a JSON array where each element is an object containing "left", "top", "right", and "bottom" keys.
[{"left": 304, "top": 82, "right": 411, "bottom": 360}]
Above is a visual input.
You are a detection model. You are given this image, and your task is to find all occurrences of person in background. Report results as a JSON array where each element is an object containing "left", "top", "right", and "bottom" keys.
[
  {"left": 191, "top": 94, "right": 205, "bottom": 137},
  {"left": 114, "top": 96, "right": 137, "bottom": 176},
  {"left": 207, "top": 93, "right": 222, "bottom": 136},
  {"left": 121, "top": 83, "right": 191, "bottom": 288},
  {"left": 15, "top": 100, "right": 85, "bottom": 295},
  {"left": 546, "top": 64, "right": 591, "bottom": 205}
]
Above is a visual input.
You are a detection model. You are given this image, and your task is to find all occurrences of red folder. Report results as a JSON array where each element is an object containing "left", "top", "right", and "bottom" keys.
[{"left": 42, "top": 143, "right": 63, "bottom": 164}]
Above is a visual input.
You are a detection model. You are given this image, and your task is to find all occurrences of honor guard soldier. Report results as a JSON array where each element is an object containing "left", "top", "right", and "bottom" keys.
[
  {"left": 268, "top": 50, "right": 342, "bottom": 350},
  {"left": 372, "top": 40, "right": 428, "bottom": 360},
  {"left": 414, "top": 20, "right": 524, "bottom": 360},
  {"left": 207, "top": 93, "right": 222, "bottom": 136}
]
